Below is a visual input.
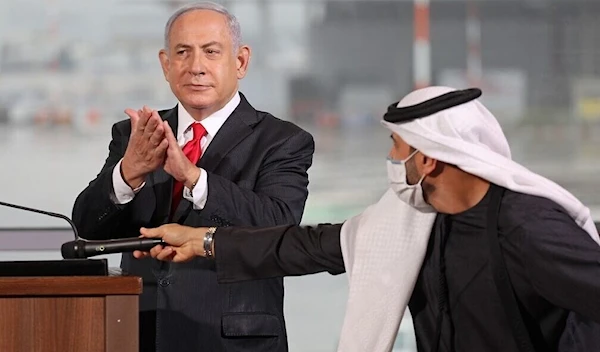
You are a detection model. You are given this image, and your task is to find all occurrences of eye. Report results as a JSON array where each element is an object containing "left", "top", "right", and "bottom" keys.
[
  {"left": 206, "top": 49, "right": 220, "bottom": 55},
  {"left": 176, "top": 49, "right": 186, "bottom": 55}
]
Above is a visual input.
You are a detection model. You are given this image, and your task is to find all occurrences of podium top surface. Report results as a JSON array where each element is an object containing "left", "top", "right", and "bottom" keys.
[{"left": 0, "top": 274, "right": 142, "bottom": 296}]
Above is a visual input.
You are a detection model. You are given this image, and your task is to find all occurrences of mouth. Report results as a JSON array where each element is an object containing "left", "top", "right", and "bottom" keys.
[{"left": 185, "top": 84, "right": 213, "bottom": 91}]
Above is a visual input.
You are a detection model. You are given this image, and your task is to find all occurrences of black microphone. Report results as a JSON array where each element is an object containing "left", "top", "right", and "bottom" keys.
[
  {"left": 61, "top": 238, "right": 167, "bottom": 259},
  {"left": 0, "top": 200, "right": 79, "bottom": 239}
]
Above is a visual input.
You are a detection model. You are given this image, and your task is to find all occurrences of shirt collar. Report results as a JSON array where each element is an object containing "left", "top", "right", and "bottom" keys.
[{"left": 176, "top": 91, "right": 241, "bottom": 140}]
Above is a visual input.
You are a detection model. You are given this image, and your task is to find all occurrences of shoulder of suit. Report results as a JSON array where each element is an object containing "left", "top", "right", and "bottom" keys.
[
  {"left": 113, "top": 118, "right": 132, "bottom": 132},
  {"left": 254, "top": 110, "right": 313, "bottom": 139}
]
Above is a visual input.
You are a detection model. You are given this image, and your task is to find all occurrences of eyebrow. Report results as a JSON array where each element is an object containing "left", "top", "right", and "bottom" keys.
[
  {"left": 174, "top": 43, "right": 191, "bottom": 50},
  {"left": 201, "top": 41, "right": 223, "bottom": 49},
  {"left": 173, "top": 42, "right": 223, "bottom": 50}
]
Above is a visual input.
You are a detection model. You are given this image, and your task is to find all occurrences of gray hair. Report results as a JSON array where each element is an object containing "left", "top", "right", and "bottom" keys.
[{"left": 163, "top": 2, "right": 242, "bottom": 51}]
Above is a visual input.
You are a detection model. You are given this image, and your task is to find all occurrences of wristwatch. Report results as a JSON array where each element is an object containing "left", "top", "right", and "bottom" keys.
[{"left": 203, "top": 227, "right": 217, "bottom": 258}]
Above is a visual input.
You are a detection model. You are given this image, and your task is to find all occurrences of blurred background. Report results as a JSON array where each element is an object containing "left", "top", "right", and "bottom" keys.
[{"left": 1, "top": 0, "right": 599, "bottom": 350}]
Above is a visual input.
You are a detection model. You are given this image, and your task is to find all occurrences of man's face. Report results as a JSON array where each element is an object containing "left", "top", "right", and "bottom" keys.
[
  {"left": 389, "top": 133, "right": 423, "bottom": 185},
  {"left": 159, "top": 10, "right": 250, "bottom": 116}
]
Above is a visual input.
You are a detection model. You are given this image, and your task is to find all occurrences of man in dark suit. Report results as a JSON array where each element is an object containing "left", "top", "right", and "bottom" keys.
[{"left": 71, "top": 2, "right": 314, "bottom": 351}]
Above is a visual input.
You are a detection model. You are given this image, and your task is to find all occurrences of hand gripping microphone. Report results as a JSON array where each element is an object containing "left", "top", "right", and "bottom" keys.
[{"left": 60, "top": 237, "right": 166, "bottom": 259}]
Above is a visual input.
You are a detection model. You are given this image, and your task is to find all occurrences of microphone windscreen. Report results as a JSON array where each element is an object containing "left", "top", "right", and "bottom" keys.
[{"left": 61, "top": 241, "right": 78, "bottom": 259}]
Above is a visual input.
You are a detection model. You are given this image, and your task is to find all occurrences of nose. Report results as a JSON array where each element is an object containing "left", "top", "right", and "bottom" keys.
[
  {"left": 388, "top": 146, "right": 398, "bottom": 160},
  {"left": 189, "top": 51, "right": 205, "bottom": 76}
]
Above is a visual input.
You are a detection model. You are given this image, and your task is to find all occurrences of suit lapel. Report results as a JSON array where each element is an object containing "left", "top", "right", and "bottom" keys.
[
  {"left": 199, "top": 93, "right": 259, "bottom": 172},
  {"left": 151, "top": 106, "right": 178, "bottom": 223},
  {"left": 171, "top": 93, "right": 260, "bottom": 223}
]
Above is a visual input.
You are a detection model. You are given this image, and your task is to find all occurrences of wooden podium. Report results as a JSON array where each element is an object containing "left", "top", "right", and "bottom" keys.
[{"left": 0, "top": 260, "right": 142, "bottom": 352}]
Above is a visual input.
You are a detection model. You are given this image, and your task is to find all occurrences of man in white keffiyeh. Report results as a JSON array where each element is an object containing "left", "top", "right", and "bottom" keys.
[{"left": 138, "top": 86, "right": 600, "bottom": 352}]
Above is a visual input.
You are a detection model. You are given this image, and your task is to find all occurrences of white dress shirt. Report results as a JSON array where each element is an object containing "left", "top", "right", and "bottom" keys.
[{"left": 110, "top": 92, "right": 241, "bottom": 210}]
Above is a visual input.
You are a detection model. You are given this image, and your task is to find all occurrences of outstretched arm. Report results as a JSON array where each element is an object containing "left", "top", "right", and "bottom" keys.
[
  {"left": 214, "top": 223, "right": 345, "bottom": 283},
  {"left": 135, "top": 223, "right": 346, "bottom": 283}
]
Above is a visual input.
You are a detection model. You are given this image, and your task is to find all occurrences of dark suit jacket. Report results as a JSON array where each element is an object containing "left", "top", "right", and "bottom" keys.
[{"left": 72, "top": 93, "right": 315, "bottom": 352}]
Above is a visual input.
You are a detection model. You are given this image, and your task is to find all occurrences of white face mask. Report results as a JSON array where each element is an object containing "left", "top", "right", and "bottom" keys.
[{"left": 386, "top": 150, "right": 435, "bottom": 212}]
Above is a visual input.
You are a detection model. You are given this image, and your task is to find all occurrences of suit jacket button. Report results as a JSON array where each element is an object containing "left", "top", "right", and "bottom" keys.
[{"left": 159, "top": 278, "right": 170, "bottom": 287}]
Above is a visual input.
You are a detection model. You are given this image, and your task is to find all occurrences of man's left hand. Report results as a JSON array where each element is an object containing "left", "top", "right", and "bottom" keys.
[{"left": 162, "top": 121, "right": 201, "bottom": 189}]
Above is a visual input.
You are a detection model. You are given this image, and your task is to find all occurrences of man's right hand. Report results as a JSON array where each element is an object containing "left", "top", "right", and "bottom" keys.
[
  {"left": 121, "top": 107, "right": 169, "bottom": 188},
  {"left": 133, "top": 224, "right": 209, "bottom": 262}
]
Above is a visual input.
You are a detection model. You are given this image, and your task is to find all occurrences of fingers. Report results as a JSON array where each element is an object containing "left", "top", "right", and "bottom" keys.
[
  {"left": 149, "top": 109, "right": 162, "bottom": 122},
  {"left": 162, "top": 122, "right": 180, "bottom": 157},
  {"left": 140, "top": 226, "right": 163, "bottom": 238},
  {"left": 134, "top": 247, "right": 178, "bottom": 262},
  {"left": 124, "top": 109, "right": 139, "bottom": 128},
  {"left": 128, "top": 107, "right": 167, "bottom": 152},
  {"left": 139, "top": 108, "right": 166, "bottom": 147},
  {"left": 149, "top": 244, "right": 165, "bottom": 258},
  {"left": 133, "top": 250, "right": 150, "bottom": 259},
  {"left": 156, "top": 247, "right": 176, "bottom": 261},
  {"left": 155, "top": 138, "right": 169, "bottom": 157},
  {"left": 134, "top": 242, "right": 172, "bottom": 262},
  {"left": 163, "top": 121, "right": 178, "bottom": 144},
  {"left": 124, "top": 108, "right": 138, "bottom": 119},
  {"left": 149, "top": 122, "right": 165, "bottom": 147},
  {"left": 144, "top": 115, "right": 159, "bottom": 136},
  {"left": 125, "top": 107, "right": 153, "bottom": 135},
  {"left": 137, "top": 106, "right": 152, "bottom": 131},
  {"left": 123, "top": 107, "right": 168, "bottom": 175}
]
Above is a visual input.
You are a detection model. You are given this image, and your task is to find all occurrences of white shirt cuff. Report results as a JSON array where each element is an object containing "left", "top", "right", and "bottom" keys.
[
  {"left": 183, "top": 168, "right": 208, "bottom": 210},
  {"left": 110, "top": 159, "right": 145, "bottom": 204}
]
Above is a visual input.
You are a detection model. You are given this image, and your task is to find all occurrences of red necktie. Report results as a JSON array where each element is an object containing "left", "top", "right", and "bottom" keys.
[{"left": 171, "top": 123, "right": 207, "bottom": 216}]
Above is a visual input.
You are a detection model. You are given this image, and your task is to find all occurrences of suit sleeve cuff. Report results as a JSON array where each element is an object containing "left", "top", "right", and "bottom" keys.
[
  {"left": 214, "top": 227, "right": 238, "bottom": 283},
  {"left": 110, "top": 159, "right": 145, "bottom": 204},
  {"left": 183, "top": 168, "right": 208, "bottom": 210}
]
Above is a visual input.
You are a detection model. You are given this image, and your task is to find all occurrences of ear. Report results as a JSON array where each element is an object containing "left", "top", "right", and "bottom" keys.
[
  {"left": 420, "top": 154, "right": 439, "bottom": 177},
  {"left": 235, "top": 45, "right": 251, "bottom": 79},
  {"left": 158, "top": 49, "right": 170, "bottom": 82}
]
